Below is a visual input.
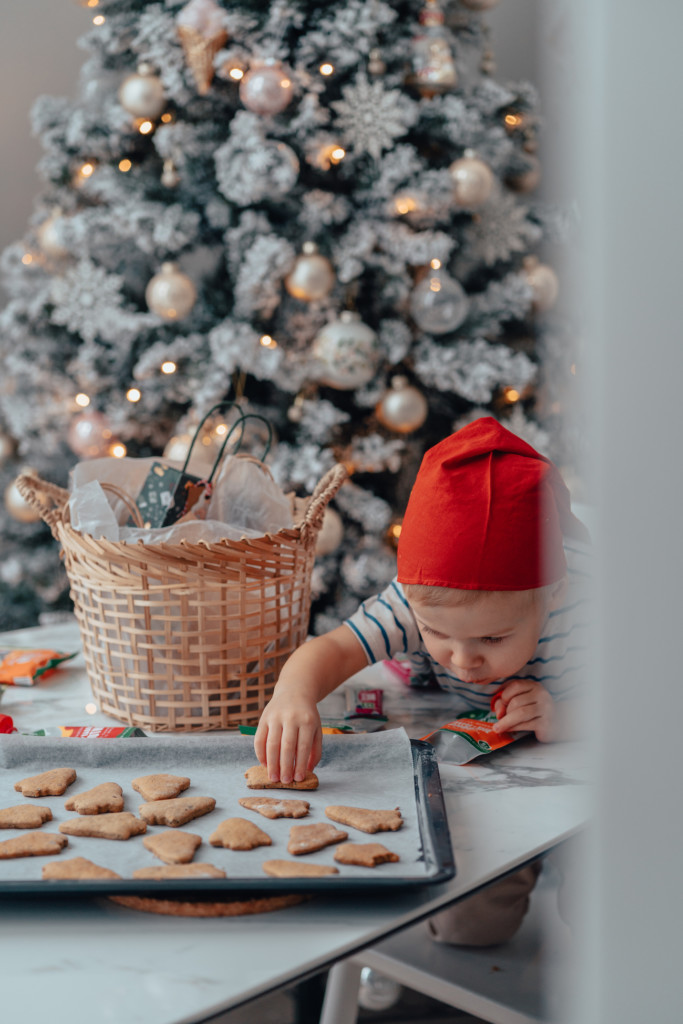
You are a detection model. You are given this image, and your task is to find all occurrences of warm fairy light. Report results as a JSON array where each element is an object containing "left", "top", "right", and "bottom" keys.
[
  {"left": 92, "top": 14, "right": 105, "bottom": 25},
  {"left": 87, "top": 0, "right": 100, "bottom": 7},
  {"left": 75, "top": 393, "right": 91, "bottom": 408},
  {"left": 430, "top": 258, "right": 441, "bottom": 270},
  {"left": 85, "top": 702, "right": 97, "bottom": 715},
  {"left": 118, "top": 158, "right": 132, "bottom": 172},
  {"left": 260, "top": 334, "right": 278, "bottom": 349},
  {"left": 126, "top": 388, "right": 141, "bottom": 403},
  {"left": 504, "top": 112, "right": 523, "bottom": 129},
  {"left": 229, "top": 67, "right": 244, "bottom": 80},
  {"left": 80, "top": 162, "right": 95, "bottom": 178},
  {"left": 280, "top": 77, "right": 292, "bottom": 89},
  {"left": 390, "top": 523, "right": 402, "bottom": 540},
  {"left": 138, "top": 120, "right": 154, "bottom": 135},
  {"left": 160, "top": 112, "right": 174, "bottom": 123},
  {"left": 504, "top": 387, "right": 520, "bottom": 403},
  {"left": 161, "top": 361, "right": 177, "bottom": 374},
  {"left": 214, "top": 423, "right": 228, "bottom": 436},
  {"left": 109, "top": 443, "right": 127, "bottom": 458},
  {"left": 395, "top": 196, "right": 417, "bottom": 215},
  {"left": 21, "top": 253, "right": 33, "bottom": 265},
  {"left": 429, "top": 278, "right": 442, "bottom": 292},
  {"left": 330, "top": 147, "right": 346, "bottom": 163},
  {"left": 319, "top": 63, "right": 335, "bottom": 76}
]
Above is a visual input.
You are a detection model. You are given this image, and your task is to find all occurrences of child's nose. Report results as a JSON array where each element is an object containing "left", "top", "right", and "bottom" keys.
[{"left": 450, "top": 645, "right": 483, "bottom": 670}]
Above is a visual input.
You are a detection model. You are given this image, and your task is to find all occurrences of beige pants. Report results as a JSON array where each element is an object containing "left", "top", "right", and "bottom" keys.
[{"left": 427, "top": 860, "right": 542, "bottom": 947}]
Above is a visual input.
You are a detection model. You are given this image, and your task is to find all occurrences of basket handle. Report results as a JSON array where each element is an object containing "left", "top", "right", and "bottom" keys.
[
  {"left": 299, "top": 463, "right": 348, "bottom": 550},
  {"left": 100, "top": 482, "right": 145, "bottom": 528},
  {"left": 15, "top": 472, "right": 70, "bottom": 539}
]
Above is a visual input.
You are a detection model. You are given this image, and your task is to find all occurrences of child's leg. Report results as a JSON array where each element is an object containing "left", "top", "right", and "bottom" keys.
[{"left": 426, "top": 861, "right": 542, "bottom": 946}]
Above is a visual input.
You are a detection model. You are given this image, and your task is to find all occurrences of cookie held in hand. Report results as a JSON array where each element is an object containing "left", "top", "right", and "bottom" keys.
[
  {"left": 244, "top": 765, "right": 318, "bottom": 791},
  {"left": 325, "top": 806, "right": 403, "bottom": 833},
  {"left": 14, "top": 768, "right": 76, "bottom": 798},
  {"left": 333, "top": 842, "right": 400, "bottom": 867},
  {"left": 131, "top": 774, "right": 191, "bottom": 801},
  {"left": 238, "top": 797, "right": 310, "bottom": 819},
  {"left": 0, "top": 804, "right": 53, "bottom": 830},
  {"left": 0, "top": 832, "right": 68, "bottom": 859},
  {"left": 287, "top": 823, "right": 347, "bottom": 856},
  {"left": 65, "top": 783, "right": 124, "bottom": 815},
  {"left": 138, "top": 796, "right": 216, "bottom": 827},
  {"left": 209, "top": 818, "right": 272, "bottom": 851},
  {"left": 42, "top": 856, "right": 121, "bottom": 880},
  {"left": 59, "top": 812, "right": 146, "bottom": 841}
]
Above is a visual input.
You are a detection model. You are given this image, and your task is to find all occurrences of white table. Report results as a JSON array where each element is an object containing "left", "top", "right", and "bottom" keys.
[{"left": 0, "top": 620, "right": 589, "bottom": 1024}]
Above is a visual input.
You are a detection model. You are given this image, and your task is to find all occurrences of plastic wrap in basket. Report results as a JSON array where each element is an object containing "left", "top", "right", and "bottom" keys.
[{"left": 16, "top": 464, "right": 347, "bottom": 732}]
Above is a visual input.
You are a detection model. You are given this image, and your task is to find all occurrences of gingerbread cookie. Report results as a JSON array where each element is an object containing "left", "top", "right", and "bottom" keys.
[
  {"left": 0, "top": 804, "right": 52, "bottom": 830},
  {"left": 209, "top": 818, "right": 272, "bottom": 851},
  {"left": 64, "top": 783, "right": 124, "bottom": 815},
  {"left": 132, "top": 863, "right": 226, "bottom": 880},
  {"left": 14, "top": 767, "right": 76, "bottom": 798},
  {"left": 333, "top": 842, "right": 400, "bottom": 867},
  {"left": 238, "top": 796, "right": 310, "bottom": 820},
  {"left": 131, "top": 774, "right": 191, "bottom": 802},
  {"left": 143, "top": 830, "right": 202, "bottom": 865},
  {"left": 262, "top": 859, "right": 339, "bottom": 878},
  {"left": 59, "top": 812, "right": 146, "bottom": 840},
  {"left": 287, "top": 822, "right": 347, "bottom": 856},
  {"left": 42, "top": 856, "right": 121, "bottom": 881},
  {"left": 244, "top": 765, "right": 318, "bottom": 791},
  {"left": 138, "top": 796, "right": 215, "bottom": 828},
  {"left": 325, "top": 805, "right": 404, "bottom": 833},
  {"left": 0, "top": 832, "right": 68, "bottom": 859}
]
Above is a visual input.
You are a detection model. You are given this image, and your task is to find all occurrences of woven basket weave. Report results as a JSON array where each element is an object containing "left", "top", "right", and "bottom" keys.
[{"left": 17, "top": 464, "right": 346, "bottom": 733}]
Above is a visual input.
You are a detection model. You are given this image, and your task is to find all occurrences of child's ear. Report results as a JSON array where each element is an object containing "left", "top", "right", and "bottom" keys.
[{"left": 548, "top": 576, "right": 568, "bottom": 611}]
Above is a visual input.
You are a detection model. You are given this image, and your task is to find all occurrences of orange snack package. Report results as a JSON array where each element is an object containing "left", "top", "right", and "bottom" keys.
[
  {"left": 0, "top": 649, "right": 77, "bottom": 687},
  {"left": 421, "top": 708, "right": 522, "bottom": 764}
]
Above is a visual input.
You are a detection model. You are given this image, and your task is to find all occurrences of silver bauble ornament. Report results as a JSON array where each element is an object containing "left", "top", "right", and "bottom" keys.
[
  {"left": 0, "top": 430, "right": 16, "bottom": 466},
  {"left": 376, "top": 376, "right": 428, "bottom": 434},
  {"left": 239, "top": 61, "right": 294, "bottom": 116},
  {"left": 285, "top": 243, "right": 335, "bottom": 302},
  {"left": 37, "top": 209, "right": 70, "bottom": 259},
  {"left": 410, "top": 266, "right": 469, "bottom": 335},
  {"left": 4, "top": 471, "right": 43, "bottom": 524},
  {"left": 460, "top": 0, "right": 501, "bottom": 9},
  {"left": 449, "top": 152, "right": 494, "bottom": 208},
  {"left": 68, "top": 410, "right": 113, "bottom": 459},
  {"left": 524, "top": 257, "right": 559, "bottom": 313},
  {"left": 118, "top": 64, "right": 166, "bottom": 119},
  {"left": 312, "top": 311, "right": 380, "bottom": 390},
  {"left": 315, "top": 507, "right": 344, "bottom": 556},
  {"left": 145, "top": 262, "right": 197, "bottom": 320}
]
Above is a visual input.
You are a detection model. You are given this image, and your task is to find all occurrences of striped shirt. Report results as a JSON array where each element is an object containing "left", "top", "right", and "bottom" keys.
[{"left": 344, "top": 540, "right": 591, "bottom": 715}]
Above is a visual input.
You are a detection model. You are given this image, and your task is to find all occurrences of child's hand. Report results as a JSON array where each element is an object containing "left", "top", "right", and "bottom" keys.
[
  {"left": 254, "top": 691, "right": 322, "bottom": 785},
  {"left": 491, "top": 679, "right": 558, "bottom": 743}
]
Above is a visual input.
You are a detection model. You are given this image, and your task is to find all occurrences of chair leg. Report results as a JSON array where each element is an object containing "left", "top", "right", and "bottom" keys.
[{"left": 318, "top": 960, "right": 363, "bottom": 1024}]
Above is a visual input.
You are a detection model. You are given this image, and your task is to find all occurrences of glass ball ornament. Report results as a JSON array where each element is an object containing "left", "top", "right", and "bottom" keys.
[
  {"left": 4, "top": 471, "right": 43, "bottom": 524},
  {"left": 239, "top": 60, "right": 294, "bottom": 116},
  {"left": 524, "top": 256, "right": 559, "bottom": 313},
  {"left": 410, "top": 265, "right": 469, "bottom": 335},
  {"left": 118, "top": 64, "right": 166, "bottom": 120},
  {"left": 376, "top": 376, "right": 428, "bottom": 434},
  {"left": 449, "top": 152, "right": 494, "bottom": 208},
  {"left": 285, "top": 243, "right": 335, "bottom": 302},
  {"left": 67, "top": 410, "right": 113, "bottom": 459},
  {"left": 315, "top": 507, "right": 344, "bottom": 556},
  {"left": 357, "top": 967, "right": 402, "bottom": 1012},
  {"left": 312, "top": 311, "right": 380, "bottom": 390},
  {"left": 145, "top": 262, "right": 197, "bottom": 320}
]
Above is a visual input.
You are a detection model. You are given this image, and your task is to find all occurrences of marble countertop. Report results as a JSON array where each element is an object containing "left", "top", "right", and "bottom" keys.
[{"left": 0, "top": 618, "right": 590, "bottom": 1024}]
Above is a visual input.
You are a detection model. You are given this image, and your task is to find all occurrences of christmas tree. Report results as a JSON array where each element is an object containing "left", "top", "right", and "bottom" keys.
[{"left": 0, "top": 0, "right": 578, "bottom": 632}]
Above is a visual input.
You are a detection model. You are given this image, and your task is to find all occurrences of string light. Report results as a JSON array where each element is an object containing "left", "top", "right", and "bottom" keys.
[
  {"left": 118, "top": 158, "right": 132, "bottom": 173},
  {"left": 79, "top": 162, "right": 95, "bottom": 178},
  {"left": 75, "top": 393, "right": 91, "bottom": 408},
  {"left": 109, "top": 443, "right": 127, "bottom": 458},
  {"left": 214, "top": 423, "right": 228, "bottom": 436},
  {"left": 394, "top": 196, "right": 417, "bottom": 215},
  {"left": 259, "top": 334, "right": 278, "bottom": 349},
  {"left": 161, "top": 361, "right": 177, "bottom": 374},
  {"left": 504, "top": 112, "right": 524, "bottom": 131},
  {"left": 137, "top": 119, "right": 154, "bottom": 135},
  {"left": 503, "top": 387, "right": 520, "bottom": 403},
  {"left": 92, "top": 14, "right": 105, "bottom": 25},
  {"left": 329, "top": 147, "right": 346, "bottom": 164},
  {"left": 126, "top": 388, "right": 141, "bottom": 403},
  {"left": 430, "top": 258, "right": 441, "bottom": 270},
  {"left": 21, "top": 253, "right": 33, "bottom": 265},
  {"left": 160, "top": 112, "right": 174, "bottom": 123},
  {"left": 389, "top": 523, "right": 402, "bottom": 541},
  {"left": 228, "top": 67, "right": 244, "bottom": 80},
  {"left": 319, "top": 63, "right": 335, "bottom": 76},
  {"left": 86, "top": 0, "right": 100, "bottom": 7}
]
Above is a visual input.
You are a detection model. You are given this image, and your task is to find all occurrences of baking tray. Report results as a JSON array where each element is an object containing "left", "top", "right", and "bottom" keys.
[{"left": 0, "top": 733, "right": 454, "bottom": 897}]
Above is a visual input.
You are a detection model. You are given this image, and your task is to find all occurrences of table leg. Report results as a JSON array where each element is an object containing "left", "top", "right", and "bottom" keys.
[{"left": 318, "top": 960, "right": 363, "bottom": 1024}]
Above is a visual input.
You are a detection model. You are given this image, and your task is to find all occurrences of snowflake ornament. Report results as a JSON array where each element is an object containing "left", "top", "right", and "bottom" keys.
[{"left": 332, "top": 75, "right": 419, "bottom": 160}]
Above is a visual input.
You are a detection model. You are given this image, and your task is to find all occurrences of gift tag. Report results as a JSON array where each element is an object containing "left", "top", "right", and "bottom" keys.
[{"left": 131, "top": 461, "right": 208, "bottom": 529}]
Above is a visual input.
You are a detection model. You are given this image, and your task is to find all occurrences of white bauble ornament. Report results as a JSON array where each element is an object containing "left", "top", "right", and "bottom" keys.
[
  {"left": 67, "top": 411, "right": 113, "bottom": 459},
  {"left": 449, "top": 152, "right": 494, "bottom": 208},
  {"left": 524, "top": 257, "right": 559, "bottom": 313},
  {"left": 376, "top": 376, "right": 428, "bottom": 434},
  {"left": 37, "top": 209, "right": 69, "bottom": 259},
  {"left": 4, "top": 471, "right": 43, "bottom": 524},
  {"left": 145, "top": 262, "right": 197, "bottom": 320},
  {"left": 0, "top": 430, "right": 16, "bottom": 466},
  {"left": 312, "top": 311, "right": 380, "bottom": 390},
  {"left": 460, "top": 0, "right": 501, "bottom": 9},
  {"left": 285, "top": 243, "right": 335, "bottom": 302},
  {"left": 239, "top": 61, "right": 294, "bottom": 116},
  {"left": 315, "top": 507, "right": 344, "bottom": 556},
  {"left": 410, "top": 266, "right": 469, "bottom": 335},
  {"left": 118, "top": 64, "right": 166, "bottom": 120}
]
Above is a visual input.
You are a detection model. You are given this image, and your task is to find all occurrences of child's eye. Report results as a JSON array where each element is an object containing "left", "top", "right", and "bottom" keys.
[
  {"left": 420, "top": 625, "right": 442, "bottom": 638},
  {"left": 481, "top": 636, "right": 504, "bottom": 645}
]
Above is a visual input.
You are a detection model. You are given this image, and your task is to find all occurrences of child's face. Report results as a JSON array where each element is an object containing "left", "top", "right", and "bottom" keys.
[{"left": 408, "top": 585, "right": 565, "bottom": 685}]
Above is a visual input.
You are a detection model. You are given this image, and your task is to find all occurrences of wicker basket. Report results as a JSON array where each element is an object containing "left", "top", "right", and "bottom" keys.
[{"left": 16, "top": 464, "right": 346, "bottom": 733}]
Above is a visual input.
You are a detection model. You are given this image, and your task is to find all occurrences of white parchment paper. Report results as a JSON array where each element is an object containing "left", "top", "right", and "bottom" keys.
[{"left": 0, "top": 730, "right": 430, "bottom": 886}]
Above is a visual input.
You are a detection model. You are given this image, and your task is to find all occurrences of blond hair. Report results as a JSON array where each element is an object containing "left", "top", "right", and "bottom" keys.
[{"left": 402, "top": 582, "right": 559, "bottom": 608}]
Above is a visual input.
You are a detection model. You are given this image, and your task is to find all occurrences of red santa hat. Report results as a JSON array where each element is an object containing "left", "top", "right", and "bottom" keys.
[{"left": 396, "top": 417, "right": 589, "bottom": 591}]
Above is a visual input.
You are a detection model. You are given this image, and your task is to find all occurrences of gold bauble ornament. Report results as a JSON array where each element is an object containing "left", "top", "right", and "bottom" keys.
[
  {"left": 524, "top": 257, "right": 559, "bottom": 313},
  {"left": 67, "top": 410, "right": 113, "bottom": 459},
  {"left": 176, "top": 0, "right": 228, "bottom": 96},
  {"left": 145, "top": 262, "right": 197, "bottom": 320},
  {"left": 285, "top": 243, "right": 335, "bottom": 302},
  {"left": 118, "top": 64, "right": 166, "bottom": 120},
  {"left": 315, "top": 507, "right": 344, "bottom": 556},
  {"left": 36, "top": 209, "right": 70, "bottom": 260},
  {"left": 376, "top": 376, "right": 429, "bottom": 434},
  {"left": 239, "top": 60, "right": 294, "bottom": 116},
  {"left": 4, "top": 471, "right": 43, "bottom": 524},
  {"left": 0, "top": 430, "right": 16, "bottom": 466},
  {"left": 448, "top": 151, "right": 494, "bottom": 208}
]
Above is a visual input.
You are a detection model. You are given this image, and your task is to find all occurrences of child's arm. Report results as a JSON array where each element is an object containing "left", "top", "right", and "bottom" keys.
[
  {"left": 254, "top": 625, "right": 368, "bottom": 784},
  {"left": 491, "top": 679, "right": 581, "bottom": 743}
]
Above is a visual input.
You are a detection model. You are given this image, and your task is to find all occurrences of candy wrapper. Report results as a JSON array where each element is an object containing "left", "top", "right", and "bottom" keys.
[
  {"left": 421, "top": 708, "right": 522, "bottom": 764},
  {"left": 344, "top": 683, "right": 387, "bottom": 722},
  {"left": 0, "top": 649, "right": 77, "bottom": 687}
]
